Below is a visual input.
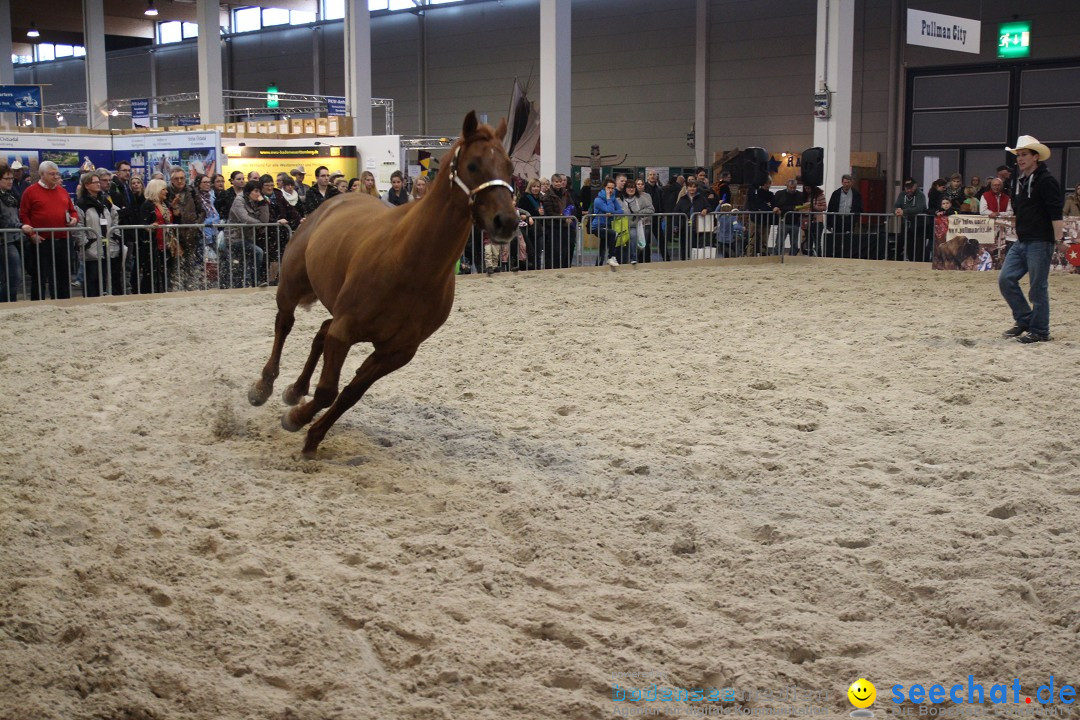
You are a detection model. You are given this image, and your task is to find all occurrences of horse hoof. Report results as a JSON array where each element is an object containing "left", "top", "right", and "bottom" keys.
[
  {"left": 301, "top": 447, "right": 319, "bottom": 460},
  {"left": 281, "top": 410, "right": 303, "bottom": 433},
  {"left": 248, "top": 382, "right": 271, "bottom": 406},
  {"left": 282, "top": 384, "right": 305, "bottom": 406}
]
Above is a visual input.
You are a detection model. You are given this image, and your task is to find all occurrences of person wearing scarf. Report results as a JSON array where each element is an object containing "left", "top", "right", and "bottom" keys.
[
  {"left": 76, "top": 171, "right": 125, "bottom": 297},
  {"left": 193, "top": 174, "right": 220, "bottom": 251},
  {"left": 281, "top": 177, "right": 305, "bottom": 227}
]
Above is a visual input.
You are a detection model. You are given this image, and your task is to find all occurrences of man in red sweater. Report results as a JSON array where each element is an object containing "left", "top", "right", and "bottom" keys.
[{"left": 19, "top": 160, "right": 78, "bottom": 300}]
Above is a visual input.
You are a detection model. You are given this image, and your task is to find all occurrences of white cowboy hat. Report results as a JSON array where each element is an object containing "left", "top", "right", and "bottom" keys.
[
  {"left": 1005, "top": 135, "right": 1051, "bottom": 161},
  {"left": 9, "top": 160, "right": 23, "bottom": 170}
]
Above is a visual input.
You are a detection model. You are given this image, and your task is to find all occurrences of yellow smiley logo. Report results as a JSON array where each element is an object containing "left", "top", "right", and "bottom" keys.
[{"left": 848, "top": 678, "right": 876, "bottom": 709}]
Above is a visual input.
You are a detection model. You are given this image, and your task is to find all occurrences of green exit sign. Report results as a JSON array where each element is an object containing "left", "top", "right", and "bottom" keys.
[
  {"left": 266, "top": 84, "right": 279, "bottom": 109},
  {"left": 998, "top": 22, "right": 1031, "bottom": 58}
]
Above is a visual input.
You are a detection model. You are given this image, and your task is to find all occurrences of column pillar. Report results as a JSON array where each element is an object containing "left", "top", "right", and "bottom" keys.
[
  {"left": 0, "top": 0, "right": 15, "bottom": 126},
  {"left": 539, "top": 0, "right": 570, "bottom": 177},
  {"left": 197, "top": 0, "right": 224, "bottom": 123},
  {"left": 82, "top": 0, "right": 109, "bottom": 129},
  {"left": 694, "top": 0, "right": 708, "bottom": 168},
  {"left": 345, "top": 0, "right": 372, "bottom": 135},
  {"left": 813, "top": 0, "right": 854, "bottom": 192}
]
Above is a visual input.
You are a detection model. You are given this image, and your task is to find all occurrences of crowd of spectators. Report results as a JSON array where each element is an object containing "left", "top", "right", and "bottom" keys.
[{"left": 3, "top": 158, "right": 1079, "bottom": 300}]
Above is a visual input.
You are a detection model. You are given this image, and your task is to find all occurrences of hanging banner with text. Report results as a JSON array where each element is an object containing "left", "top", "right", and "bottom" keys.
[
  {"left": 0, "top": 85, "right": 42, "bottom": 113},
  {"left": 131, "top": 98, "right": 150, "bottom": 129},
  {"left": 326, "top": 96, "right": 346, "bottom": 117},
  {"left": 907, "top": 9, "right": 981, "bottom": 54}
]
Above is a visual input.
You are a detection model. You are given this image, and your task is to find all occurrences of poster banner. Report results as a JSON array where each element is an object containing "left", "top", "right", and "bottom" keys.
[
  {"left": 131, "top": 98, "right": 150, "bottom": 129},
  {"left": 0, "top": 85, "right": 42, "bottom": 113},
  {"left": 112, "top": 131, "right": 220, "bottom": 184},
  {"left": 0, "top": 132, "right": 113, "bottom": 193},
  {"left": 933, "top": 214, "right": 1079, "bottom": 274},
  {"left": 326, "top": 96, "right": 346, "bottom": 116},
  {"left": 222, "top": 145, "right": 358, "bottom": 185}
]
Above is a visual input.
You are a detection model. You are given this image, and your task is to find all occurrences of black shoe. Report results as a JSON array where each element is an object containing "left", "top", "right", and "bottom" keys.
[
  {"left": 1016, "top": 332, "right": 1051, "bottom": 344},
  {"left": 1002, "top": 325, "right": 1027, "bottom": 338}
]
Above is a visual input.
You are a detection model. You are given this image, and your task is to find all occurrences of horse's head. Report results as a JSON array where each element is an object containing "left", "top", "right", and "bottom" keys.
[{"left": 450, "top": 110, "right": 518, "bottom": 244}]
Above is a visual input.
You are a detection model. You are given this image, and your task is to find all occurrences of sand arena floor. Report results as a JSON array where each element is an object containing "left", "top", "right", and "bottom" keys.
[{"left": 1, "top": 259, "right": 1079, "bottom": 720}]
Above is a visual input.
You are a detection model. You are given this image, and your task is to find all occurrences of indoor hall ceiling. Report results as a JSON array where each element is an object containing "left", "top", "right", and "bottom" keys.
[{"left": 11, "top": 0, "right": 317, "bottom": 45}]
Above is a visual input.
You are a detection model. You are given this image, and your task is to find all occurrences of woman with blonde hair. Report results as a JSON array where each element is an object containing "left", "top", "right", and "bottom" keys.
[
  {"left": 136, "top": 177, "right": 172, "bottom": 293},
  {"left": 360, "top": 170, "right": 380, "bottom": 199},
  {"left": 411, "top": 175, "right": 429, "bottom": 200}
]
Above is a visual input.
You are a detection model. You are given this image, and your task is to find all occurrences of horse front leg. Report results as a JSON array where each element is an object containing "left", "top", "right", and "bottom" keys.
[
  {"left": 301, "top": 348, "right": 417, "bottom": 459},
  {"left": 281, "top": 322, "right": 353, "bottom": 432},
  {"left": 249, "top": 308, "right": 295, "bottom": 406},
  {"left": 282, "top": 318, "right": 332, "bottom": 405}
]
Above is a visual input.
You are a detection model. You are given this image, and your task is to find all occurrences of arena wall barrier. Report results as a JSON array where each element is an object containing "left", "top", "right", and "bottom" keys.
[{"left": 1, "top": 223, "right": 292, "bottom": 302}]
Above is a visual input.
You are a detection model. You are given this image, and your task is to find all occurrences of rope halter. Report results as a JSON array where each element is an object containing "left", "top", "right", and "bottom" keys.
[{"left": 448, "top": 143, "right": 514, "bottom": 206}]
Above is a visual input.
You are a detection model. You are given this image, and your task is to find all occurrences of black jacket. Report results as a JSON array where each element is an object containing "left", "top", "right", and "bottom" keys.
[
  {"left": 216, "top": 187, "right": 239, "bottom": 221},
  {"left": 109, "top": 179, "right": 139, "bottom": 225},
  {"left": 746, "top": 187, "right": 774, "bottom": 213},
  {"left": 0, "top": 189, "right": 21, "bottom": 231},
  {"left": 660, "top": 182, "right": 681, "bottom": 214},
  {"left": 826, "top": 187, "right": 863, "bottom": 231},
  {"left": 643, "top": 182, "right": 663, "bottom": 214},
  {"left": 1012, "top": 164, "right": 1063, "bottom": 243},
  {"left": 773, "top": 188, "right": 805, "bottom": 217},
  {"left": 674, "top": 193, "right": 710, "bottom": 217},
  {"left": 304, "top": 185, "right": 340, "bottom": 216}
]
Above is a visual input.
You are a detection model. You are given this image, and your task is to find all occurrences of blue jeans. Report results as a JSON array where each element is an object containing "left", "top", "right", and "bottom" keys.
[
  {"left": 998, "top": 240, "right": 1053, "bottom": 336},
  {"left": 0, "top": 243, "right": 22, "bottom": 302}
]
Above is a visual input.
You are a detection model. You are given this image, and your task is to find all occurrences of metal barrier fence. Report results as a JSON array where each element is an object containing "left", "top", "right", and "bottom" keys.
[
  {"left": 774, "top": 211, "right": 939, "bottom": 262},
  {"left": 452, "top": 210, "right": 948, "bottom": 273},
  {"left": 0, "top": 222, "right": 291, "bottom": 302},
  {"left": 2, "top": 211, "right": 966, "bottom": 301}
]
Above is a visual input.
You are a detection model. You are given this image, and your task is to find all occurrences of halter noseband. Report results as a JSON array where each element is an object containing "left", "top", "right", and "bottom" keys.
[{"left": 448, "top": 143, "right": 514, "bottom": 205}]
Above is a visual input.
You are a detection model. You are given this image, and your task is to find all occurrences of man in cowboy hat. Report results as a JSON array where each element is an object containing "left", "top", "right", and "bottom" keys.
[
  {"left": 998, "top": 135, "right": 1064, "bottom": 344},
  {"left": 9, "top": 160, "right": 29, "bottom": 202},
  {"left": 289, "top": 165, "right": 309, "bottom": 202}
]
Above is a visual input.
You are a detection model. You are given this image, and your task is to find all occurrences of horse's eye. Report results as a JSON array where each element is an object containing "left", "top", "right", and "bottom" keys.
[{"left": 467, "top": 162, "right": 479, "bottom": 173}]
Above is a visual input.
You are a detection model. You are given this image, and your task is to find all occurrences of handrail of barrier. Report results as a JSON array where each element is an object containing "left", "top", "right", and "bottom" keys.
[
  {"left": 0, "top": 222, "right": 292, "bottom": 302},
  {"left": 778, "top": 211, "right": 936, "bottom": 262}
]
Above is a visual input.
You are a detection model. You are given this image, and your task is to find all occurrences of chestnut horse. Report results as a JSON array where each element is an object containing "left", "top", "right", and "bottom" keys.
[{"left": 248, "top": 111, "right": 518, "bottom": 457}]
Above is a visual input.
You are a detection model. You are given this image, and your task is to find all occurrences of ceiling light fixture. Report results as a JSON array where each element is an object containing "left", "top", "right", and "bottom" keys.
[
  {"left": 145, "top": 0, "right": 159, "bottom": 17},
  {"left": 27, "top": 22, "right": 40, "bottom": 38}
]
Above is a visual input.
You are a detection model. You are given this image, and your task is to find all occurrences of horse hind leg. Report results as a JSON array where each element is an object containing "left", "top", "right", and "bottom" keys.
[
  {"left": 301, "top": 347, "right": 417, "bottom": 459},
  {"left": 249, "top": 307, "right": 295, "bottom": 406},
  {"left": 283, "top": 318, "right": 332, "bottom": 405}
]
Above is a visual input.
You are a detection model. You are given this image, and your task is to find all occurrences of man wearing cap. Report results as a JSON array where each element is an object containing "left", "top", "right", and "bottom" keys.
[
  {"left": 10, "top": 161, "right": 29, "bottom": 202},
  {"left": 290, "top": 166, "right": 310, "bottom": 203},
  {"left": 999, "top": 136, "right": 1064, "bottom": 344}
]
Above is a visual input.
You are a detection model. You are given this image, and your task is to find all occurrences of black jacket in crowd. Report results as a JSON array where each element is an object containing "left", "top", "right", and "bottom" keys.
[
  {"left": 109, "top": 178, "right": 139, "bottom": 226},
  {"left": 674, "top": 192, "right": 711, "bottom": 217},
  {"left": 304, "top": 185, "right": 341, "bottom": 216},
  {"left": 216, "top": 187, "right": 239, "bottom": 221},
  {"left": 826, "top": 187, "right": 863, "bottom": 231}
]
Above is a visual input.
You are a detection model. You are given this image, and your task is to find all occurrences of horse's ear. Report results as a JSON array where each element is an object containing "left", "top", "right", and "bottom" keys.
[
  {"left": 462, "top": 111, "right": 478, "bottom": 139},
  {"left": 494, "top": 117, "right": 508, "bottom": 142}
]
